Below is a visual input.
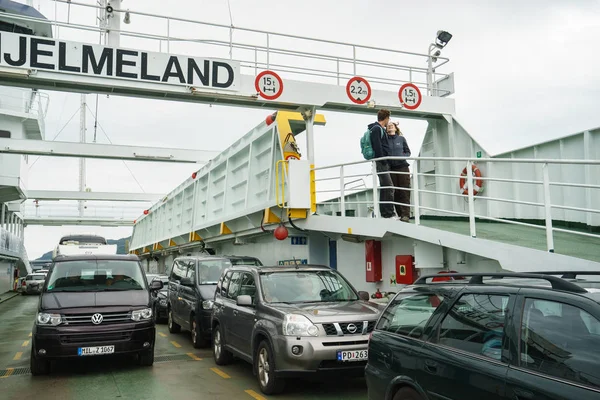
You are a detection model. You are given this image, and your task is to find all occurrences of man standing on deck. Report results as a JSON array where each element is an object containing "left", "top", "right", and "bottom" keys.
[{"left": 367, "top": 109, "right": 396, "bottom": 219}]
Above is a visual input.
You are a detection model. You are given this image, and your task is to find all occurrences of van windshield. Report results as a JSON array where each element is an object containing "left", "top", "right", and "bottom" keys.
[{"left": 46, "top": 260, "right": 146, "bottom": 292}]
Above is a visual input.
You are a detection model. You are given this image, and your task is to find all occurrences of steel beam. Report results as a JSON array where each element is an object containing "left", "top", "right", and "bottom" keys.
[
  {"left": 26, "top": 190, "right": 164, "bottom": 202},
  {"left": 23, "top": 217, "right": 134, "bottom": 227},
  {"left": 0, "top": 138, "right": 218, "bottom": 163}
]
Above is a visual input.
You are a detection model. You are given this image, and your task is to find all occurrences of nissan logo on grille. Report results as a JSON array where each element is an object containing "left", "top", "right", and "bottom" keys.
[
  {"left": 91, "top": 313, "right": 103, "bottom": 325},
  {"left": 346, "top": 323, "right": 357, "bottom": 333}
]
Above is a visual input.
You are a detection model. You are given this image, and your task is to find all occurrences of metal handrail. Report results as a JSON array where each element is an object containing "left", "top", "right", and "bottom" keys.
[
  {"left": 38, "top": 1, "right": 452, "bottom": 93},
  {"left": 313, "top": 156, "right": 600, "bottom": 255}
]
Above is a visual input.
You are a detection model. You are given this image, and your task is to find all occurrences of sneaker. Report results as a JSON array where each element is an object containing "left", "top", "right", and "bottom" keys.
[{"left": 401, "top": 216, "right": 410, "bottom": 222}]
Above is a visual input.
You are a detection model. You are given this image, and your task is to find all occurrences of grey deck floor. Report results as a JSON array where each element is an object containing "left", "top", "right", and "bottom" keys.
[{"left": 420, "top": 220, "right": 600, "bottom": 264}]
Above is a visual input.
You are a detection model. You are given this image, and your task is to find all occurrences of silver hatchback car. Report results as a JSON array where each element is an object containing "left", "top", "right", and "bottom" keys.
[
  {"left": 23, "top": 273, "right": 46, "bottom": 295},
  {"left": 211, "top": 264, "right": 382, "bottom": 395}
]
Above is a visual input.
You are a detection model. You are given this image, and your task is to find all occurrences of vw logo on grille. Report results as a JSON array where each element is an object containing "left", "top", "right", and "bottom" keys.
[
  {"left": 347, "top": 323, "right": 358, "bottom": 333},
  {"left": 91, "top": 313, "right": 103, "bottom": 325}
]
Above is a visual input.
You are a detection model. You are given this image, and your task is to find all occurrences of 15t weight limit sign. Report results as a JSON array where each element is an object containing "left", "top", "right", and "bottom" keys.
[
  {"left": 346, "top": 76, "right": 371, "bottom": 105},
  {"left": 256, "top": 70, "right": 283, "bottom": 100},
  {"left": 398, "top": 83, "right": 422, "bottom": 110}
]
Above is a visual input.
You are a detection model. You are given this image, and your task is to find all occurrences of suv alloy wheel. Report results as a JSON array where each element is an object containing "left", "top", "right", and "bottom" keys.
[
  {"left": 212, "top": 324, "right": 233, "bottom": 365},
  {"left": 255, "top": 340, "right": 285, "bottom": 395}
]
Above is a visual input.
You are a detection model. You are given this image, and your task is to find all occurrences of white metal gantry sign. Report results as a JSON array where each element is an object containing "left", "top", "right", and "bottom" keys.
[{"left": 0, "top": 30, "right": 455, "bottom": 118}]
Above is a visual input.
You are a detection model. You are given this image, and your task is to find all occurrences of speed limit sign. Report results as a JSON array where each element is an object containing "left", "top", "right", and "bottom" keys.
[{"left": 398, "top": 83, "right": 422, "bottom": 110}]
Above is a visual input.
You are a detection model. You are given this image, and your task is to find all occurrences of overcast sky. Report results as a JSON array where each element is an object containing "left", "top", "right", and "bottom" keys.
[{"left": 19, "top": 0, "right": 600, "bottom": 259}]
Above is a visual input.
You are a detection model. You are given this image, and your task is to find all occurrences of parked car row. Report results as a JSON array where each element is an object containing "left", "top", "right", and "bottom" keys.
[
  {"left": 163, "top": 254, "right": 384, "bottom": 394},
  {"left": 27, "top": 251, "right": 600, "bottom": 399}
]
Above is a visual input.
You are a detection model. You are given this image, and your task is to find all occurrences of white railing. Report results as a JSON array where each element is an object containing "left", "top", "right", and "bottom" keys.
[
  {"left": 21, "top": 202, "right": 146, "bottom": 220},
  {"left": 8, "top": 1, "right": 453, "bottom": 95},
  {"left": 314, "top": 156, "right": 600, "bottom": 253}
]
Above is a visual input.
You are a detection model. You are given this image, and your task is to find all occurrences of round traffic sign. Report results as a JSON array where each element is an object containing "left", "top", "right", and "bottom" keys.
[
  {"left": 398, "top": 83, "right": 422, "bottom": 110},
  {"left": 346, "top": 76, "right": 371, "bottom": 104},
  {"left": 255, "top": 70, "right": 283, "bottom": 100}
]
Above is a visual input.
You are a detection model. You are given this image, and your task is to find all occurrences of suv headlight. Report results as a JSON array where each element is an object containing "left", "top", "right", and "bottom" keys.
[
  {"left": 37, "top": 313, "right": 63, "bottom": 326},
  {"left": 202, "top": 300, "right": 214, "bottom": 310},
  {"left": 131, "top": 308, "right": 153, "bottom": 321},
  {"left": 283, "top": 314, "right": 319, "bottom": 337}
]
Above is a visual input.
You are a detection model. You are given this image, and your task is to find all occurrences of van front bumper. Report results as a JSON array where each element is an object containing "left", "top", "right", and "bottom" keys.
[{"left": 32, "top": 322, "right": 155, "bottom": 359}]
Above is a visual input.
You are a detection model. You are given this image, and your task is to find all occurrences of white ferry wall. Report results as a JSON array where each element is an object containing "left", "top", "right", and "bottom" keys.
[
  {"left": 0, "top": 86, "right": 46, "bottom": 203},
  {"left": 419, "top": 118, "right": 599, "bottom": 227}
]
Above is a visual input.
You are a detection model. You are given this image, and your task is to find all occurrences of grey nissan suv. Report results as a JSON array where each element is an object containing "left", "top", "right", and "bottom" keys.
[{"left": 211, "top": 264, "right": 382, "bottom": 395}]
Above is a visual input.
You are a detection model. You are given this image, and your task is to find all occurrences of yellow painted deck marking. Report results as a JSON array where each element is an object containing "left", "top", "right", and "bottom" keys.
[
  {"left": 1, "top": 368, "right": 14, "bottom": 378},
  {"left": 22, "top": 340, "right": 29, "bottom": 347},
  {"left": 13, "top": 352, "right": 22, "bottom": 361},
  {"left": 158, "top": 332, "right": 167, "bottom": 337},
  {"left": 210, "top": 367, "right": 230, "bottom": 379},
  {"left": 245, "top": 389, "right": 268, "bottom": 400},
  {"left": 186, "top": 352, "right": 202, "bottom": 361},
  {"left": 170, "top": 341, "right": 182, "bottom": 348},
  {"left": 28, "top": 332, "right": 32, "bottom": 337}
]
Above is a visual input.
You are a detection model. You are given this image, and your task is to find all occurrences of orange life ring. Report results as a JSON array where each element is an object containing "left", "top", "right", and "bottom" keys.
[{"left": 459, "top": 164, "right": 483, "bottom": 195}]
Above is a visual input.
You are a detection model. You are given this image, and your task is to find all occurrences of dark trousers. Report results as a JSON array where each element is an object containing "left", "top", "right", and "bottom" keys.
[
  {"left": 376, "top": 162, "right": 395, "bottom": 218},
  {"left": 390, "top": 165, "right": 411, "bottom": 218}
]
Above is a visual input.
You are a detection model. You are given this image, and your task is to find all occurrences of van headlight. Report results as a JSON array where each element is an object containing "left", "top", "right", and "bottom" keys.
[
  {"left": 202, "top": 300, "right": 213, "bottom": 310},
  {"left": 131, "top": 308, "right": 153, "bottom": 321},
  {"left": 282, "top": 314, "right": 319, "bottom": 337},
  {"left": 37, "top": 313, "right": 64, "bottom": 326}
]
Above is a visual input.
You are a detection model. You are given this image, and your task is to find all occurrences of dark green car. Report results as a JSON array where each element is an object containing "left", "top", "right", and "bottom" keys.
[{"left": 365, "top": 272, "right": 600, "bottom": 400}]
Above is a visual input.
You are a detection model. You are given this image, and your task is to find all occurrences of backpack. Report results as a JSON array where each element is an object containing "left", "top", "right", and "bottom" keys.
[{"left": 361, "top": 125, "right": 385, "bottom": 160}]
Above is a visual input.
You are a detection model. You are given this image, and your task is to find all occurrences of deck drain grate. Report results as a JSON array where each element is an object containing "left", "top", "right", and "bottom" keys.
[
  {"left": 155, "top": 354, "right": 196, "bottom": 363},
  {"left": 1, "top": 367, "right": 31, "bottom": 377},
  {"left": 11, "top": 367, "right": 31, "bottom": 376}
]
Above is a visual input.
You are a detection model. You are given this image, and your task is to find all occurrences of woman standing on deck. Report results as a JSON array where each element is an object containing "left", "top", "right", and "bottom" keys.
[{"left": 386, "top": 122, "right": 412, "bottom": 222}]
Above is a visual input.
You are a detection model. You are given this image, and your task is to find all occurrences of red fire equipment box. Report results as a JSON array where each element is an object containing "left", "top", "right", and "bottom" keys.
[
  {"left": 365, "top": 240, "right": 382, "bottom": 282},
  {"left": 395, "top": 255, "right": 416, "bottom": 284}
]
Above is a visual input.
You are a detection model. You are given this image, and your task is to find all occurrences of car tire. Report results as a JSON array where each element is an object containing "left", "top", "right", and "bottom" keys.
[
  {"left": 30, "top": 347, "right": 50, "bottom": 376},
  {"left": 393, "top": 387, "right": 423, "bottom": 400},
  {"left": 138, "top": 349, "right": 154, "bottom": 366},
  {"left": 191, "top": 316, "right": 208, "bottom": 348},
  {"left": 255, "top": 340, "right": 285, "bottom": 395},
  {"left": 212, "top": 324, "right": 233, "bottom": 365},
  {"left": 167, "top": 308, "right": 181, "bottom": 333}
]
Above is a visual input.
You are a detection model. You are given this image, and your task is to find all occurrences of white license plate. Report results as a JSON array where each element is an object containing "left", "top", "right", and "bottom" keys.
[
  {"left": 78, "top": 345, "right": 115, "bottom": 356},
  {"left": 337, "top": 350, "right": 368, "bottom": 362}
]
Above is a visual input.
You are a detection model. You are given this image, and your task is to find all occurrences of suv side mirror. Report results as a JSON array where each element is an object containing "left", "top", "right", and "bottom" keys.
[
  {"left": 150, "top": 280, "right": 163, "bottom": 291},
  {"left": 358, "top": 291, "right": 370, "bottom": 301},
  {"left": 237, "top": 295, "right": 253, "bottom": 306},
  {"left": 180, "top": 277, "right": 194, "bottom": 286}
]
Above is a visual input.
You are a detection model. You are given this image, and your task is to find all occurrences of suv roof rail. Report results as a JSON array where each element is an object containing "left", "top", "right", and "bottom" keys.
[
  {"left": 524, "top": 271, "right": 600, "bottom": 280},
  {"left": 414, "top": 272, "right": 588, "bottom": 294}
]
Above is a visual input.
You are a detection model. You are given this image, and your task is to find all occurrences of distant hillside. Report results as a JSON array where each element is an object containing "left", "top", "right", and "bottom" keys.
[{"left": 36, "top": 237, "right": 130, "bottom": 260}]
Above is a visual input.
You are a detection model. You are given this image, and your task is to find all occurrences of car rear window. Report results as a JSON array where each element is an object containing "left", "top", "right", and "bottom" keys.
[
  {"left": 46, "top": 259, "right": 146, "bottom": 292},
  {"left": 27, "top": 274, "right": 45, "bottom": 280}
]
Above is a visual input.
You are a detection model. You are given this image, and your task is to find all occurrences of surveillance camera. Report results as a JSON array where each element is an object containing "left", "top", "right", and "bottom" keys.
[
  {"left": 367, "top": 100, "right": 376, "bottom": 108},
  {"left": 123, "top": 11, "right": 131, "bottom": 24}
]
